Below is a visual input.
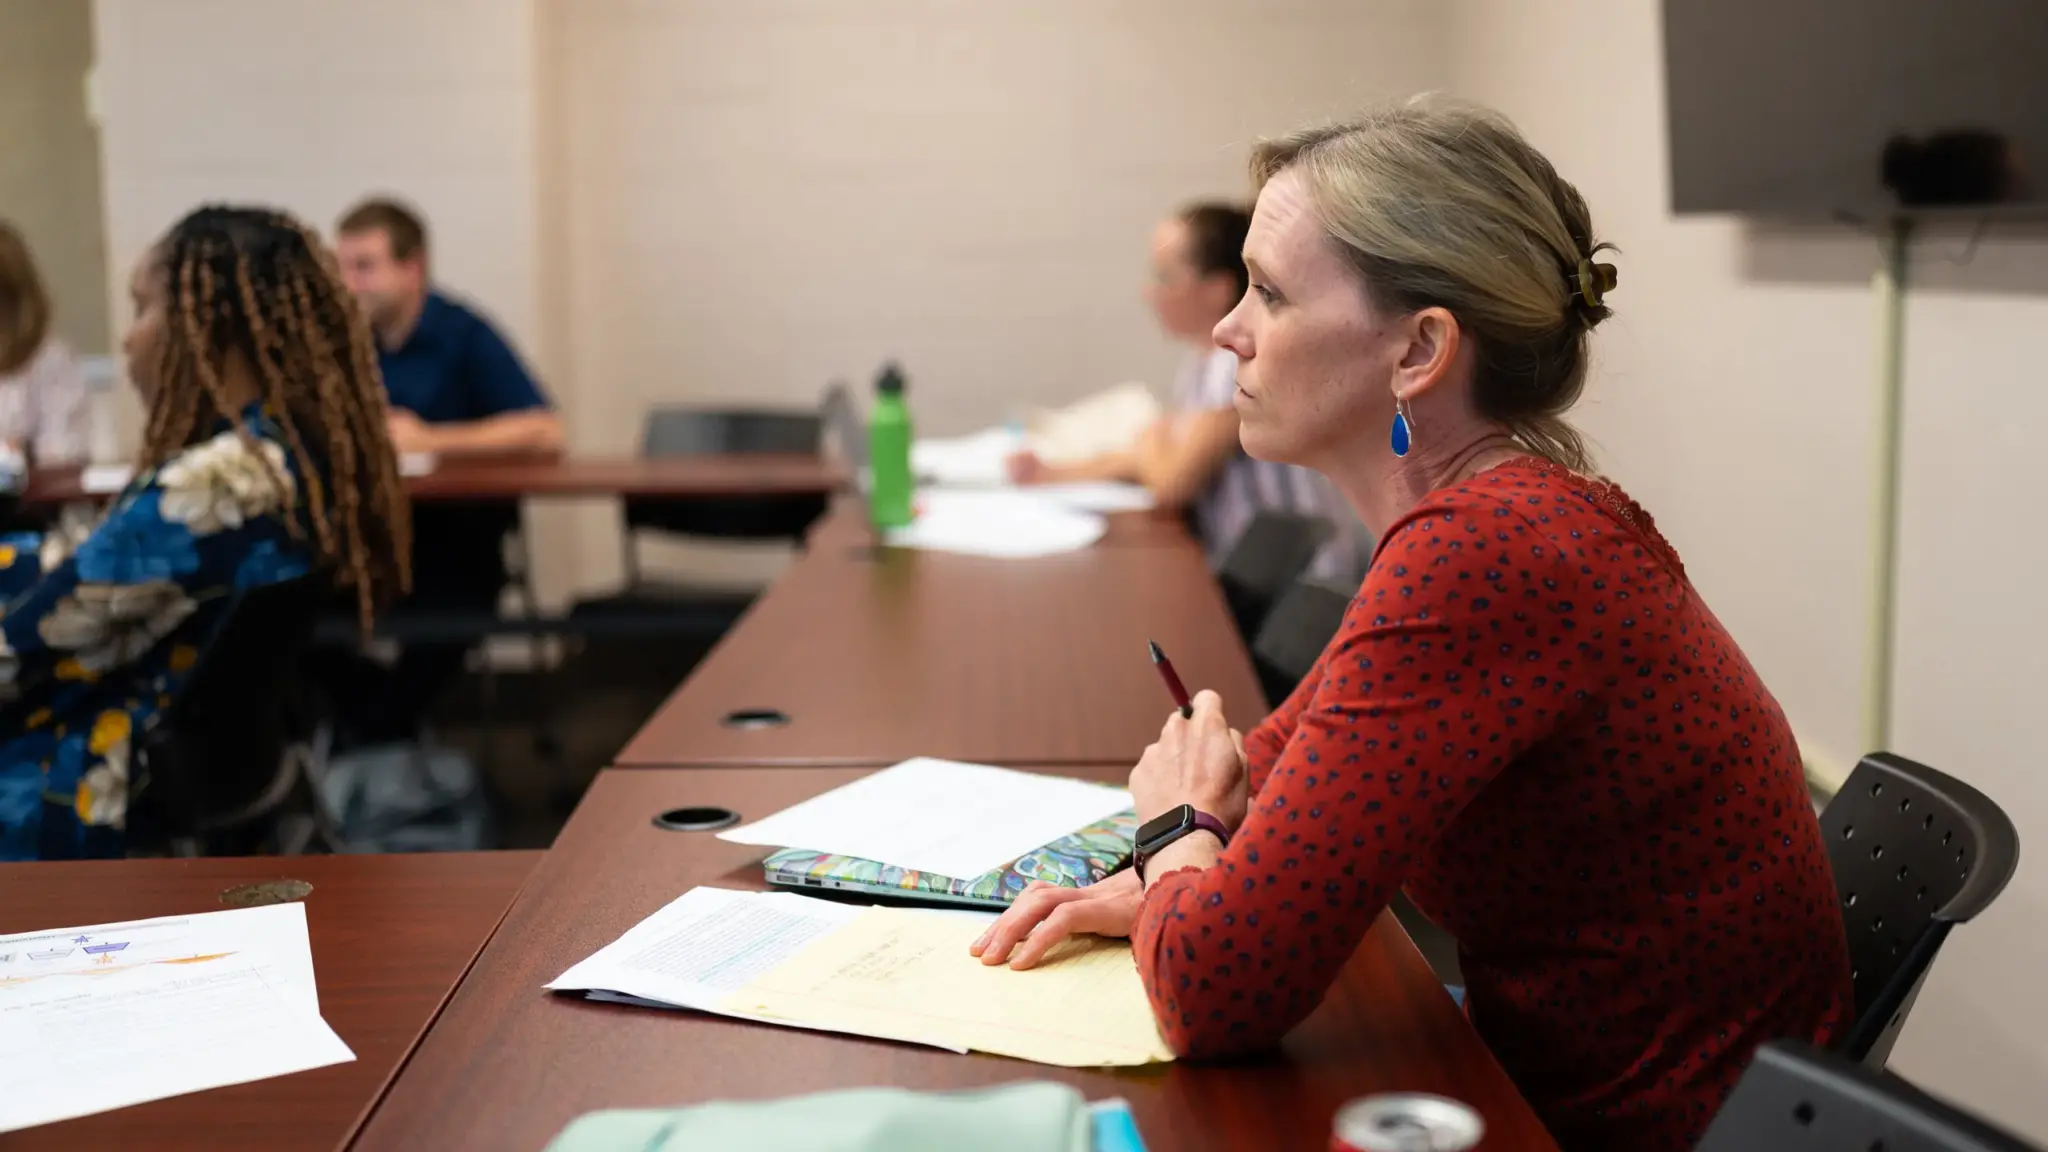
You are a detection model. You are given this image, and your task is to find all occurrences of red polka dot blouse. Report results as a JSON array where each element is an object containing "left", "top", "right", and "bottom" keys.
[{"left": 1135, "top": 460, "right": 1854, "bottom": 1152}]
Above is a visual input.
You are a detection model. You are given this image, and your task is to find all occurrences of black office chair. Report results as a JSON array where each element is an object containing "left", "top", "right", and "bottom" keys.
[
  {"left": 1697, "top": 1040, "right": 2040, "bottom": 1151},
  {"left": 130, "top": 571, "right": 339, "bottom": 856},
  {"left": 619, "top": 406, "right": 827, "bottom": 574},
  {"left": 1820, "top": 752, "right": 2020, "bottom": 1066},
  {"left": 571, "top": 405, "right": 830, "bottom": 638},
  {"left": 1249, "top": 577, "right": 1352, "bottom": 708},
  {"left": 1216, "top": 511, "right": 1335, "bottom": 640}
]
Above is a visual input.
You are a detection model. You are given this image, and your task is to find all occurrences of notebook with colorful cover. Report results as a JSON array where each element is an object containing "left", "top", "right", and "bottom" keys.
[{"left": 762, "top": 811, "right": 1138, "bottom": 910}]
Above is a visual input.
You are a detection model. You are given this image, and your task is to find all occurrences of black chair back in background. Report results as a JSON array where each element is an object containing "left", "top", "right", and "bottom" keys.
[
  {"left": 1696, "top": 1040, "right": 2040, "bottom": 1152},
  {"left": 1249, "top": 577, "right": 1352, "bottom": 708},
  {"left": 1819, "top": 752, "right": 2020, "bottom": 1066},
  {"left": 132, "top": 570, "right": 334, "bottom": 855},
  {"left": 1215, "top": 511, "right": 1334, "bottom": 641},
  {"left": 624, "top": 406, "right": 828, "bottom": 562}
]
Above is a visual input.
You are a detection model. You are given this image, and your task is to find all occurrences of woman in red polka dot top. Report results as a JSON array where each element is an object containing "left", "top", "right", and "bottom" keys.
[{"left": 974, "top": 97, "right": 1854, "bottom": 1151}]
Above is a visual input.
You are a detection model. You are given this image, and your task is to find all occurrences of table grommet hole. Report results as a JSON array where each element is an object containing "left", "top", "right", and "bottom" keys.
[
  {"left": 654, "top": 806, "right": 741, "bottom": 832},
  {"left": 721, "top": 708, "right": 790, "bottom": 729}
]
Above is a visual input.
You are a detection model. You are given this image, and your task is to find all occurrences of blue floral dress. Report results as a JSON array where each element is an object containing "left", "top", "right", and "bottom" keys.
[{"left": 0, "top": 412, "right": 313, "bottom": 860}]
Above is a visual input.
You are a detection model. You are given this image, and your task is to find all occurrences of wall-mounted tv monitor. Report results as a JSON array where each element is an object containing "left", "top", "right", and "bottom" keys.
[{"left": 1663, "top": 0, "right": 2048, "bottom": 221}]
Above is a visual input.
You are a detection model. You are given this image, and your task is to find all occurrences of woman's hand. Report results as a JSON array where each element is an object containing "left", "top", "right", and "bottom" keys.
[
  {"left": 1130, "top": 690, "right": 1249, "bottom": 830},
  {"left": 1004, "top": 450, "right": 1048, "bottom": 484},
  {"left": 969, "top": 870, "right": 1143, "bottom": 970}
]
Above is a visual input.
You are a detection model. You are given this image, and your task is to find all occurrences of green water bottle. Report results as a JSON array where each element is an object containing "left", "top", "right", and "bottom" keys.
[{"left": 867, "top": 362, "right": 915, "bottom": 528}]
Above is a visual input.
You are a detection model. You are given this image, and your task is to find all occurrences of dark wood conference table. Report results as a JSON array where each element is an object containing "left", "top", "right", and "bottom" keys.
[
  {"left": 350, "top": 768, "right": 1558, "bottom": 1152},
  {"left": 614, "top": 530, "right": 1266, "bottom": 768},
  {"left": 22, "top": 453, "right": 846, "bottom": 505},
  {"left": 0, "top": 851, "right": 538, "bottom": 1152}
]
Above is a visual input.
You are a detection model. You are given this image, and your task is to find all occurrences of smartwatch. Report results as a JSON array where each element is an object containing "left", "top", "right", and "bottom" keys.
[{"left": 1133, "top": 804, "right": 1231, "bottom": 875}]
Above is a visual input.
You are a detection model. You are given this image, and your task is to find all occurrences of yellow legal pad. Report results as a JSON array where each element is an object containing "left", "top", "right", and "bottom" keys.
[{"left": 720, "top": 906, "right": 1175, "bottom": 1068}]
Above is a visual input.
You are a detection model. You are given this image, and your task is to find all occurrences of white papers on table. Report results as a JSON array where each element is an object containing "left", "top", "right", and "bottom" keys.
[
  {"left": 728, "top": 906, "right": 1173, "bottom": 1067},
  {"left": 1027, "top": 482, "right": 1156, "bottom": 514},
  {"left": 886, "top": 489, "right": 1105, "bottom": 558},
  {"left": 717, "top": 758, "right": 1132, "bottom": 879},
  {"left": 77, "top": 452, "right": 434, "bottom": 495},
  {"left": 1021, "top": 382, "right": 1162, "bottom": 466},
  {"left": 0, "top": 902, "right": 319, "bottom": 1015},
  {"left": 79, "top": 464, "right": 133, "bottom": 494},
  {"left": 552, "top": 889, "right": 1168, "bottom": 1067},
  {"left": 0, "top": 907, "right": 353, "bottom": 1134},
  {"left": 910, "top": 427, "right": 1021, "bottom": 487},
  {"left": 546, "top": 887, "right": 965, "bottom": 1052}
]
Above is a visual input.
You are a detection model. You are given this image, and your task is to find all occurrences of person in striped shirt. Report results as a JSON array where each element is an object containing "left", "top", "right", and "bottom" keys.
[{"left": 1006, "top": 203, "right": 1360, "bottom": 580}]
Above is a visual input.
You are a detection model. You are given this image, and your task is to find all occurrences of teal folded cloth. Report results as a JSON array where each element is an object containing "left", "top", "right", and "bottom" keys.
[{"left": 543, "top": 1082, "right": 1092, "bottom": 1152}]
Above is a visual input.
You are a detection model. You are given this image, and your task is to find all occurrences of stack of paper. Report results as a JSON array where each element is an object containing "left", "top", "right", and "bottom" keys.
[
  {"left": 910, "top": 428, "right": 1021, "bottom": 487},
  {"left": 551, "top": 889, "right": 1172, "bottom": 1068},
  {"left": 716, "top": 758, "right": 1132, "bottom": 880},
  {"left": 0, "top": 904, "right": 354, "bottom": 1133},
  {"left": 729, "top": 902, "right": 1174, "bottom": 1067},
  {"left": 887, "top": 490, "right": 1106, "bottom": 559},
  {"left": 1027, "top": 482, "right": 1157, "bottom": 514},
  {"left": 552, "top": 760, "right": 1167, "bottom": 1067},
  {"left": 1020, "top": 383, "right": 1162, "bottom": 466},
  {"left": 548, "top": 887, "right": 965, "bottom": 1051}
]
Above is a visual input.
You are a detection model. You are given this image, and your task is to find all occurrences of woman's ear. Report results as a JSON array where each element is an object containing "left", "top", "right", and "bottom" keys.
[{"left": 1392, "top": 306, "right": 1462, "bottom": 402}]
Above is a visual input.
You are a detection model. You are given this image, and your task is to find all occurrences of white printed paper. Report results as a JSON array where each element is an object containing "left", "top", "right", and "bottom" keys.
[
  {"left": 546, "top": 887, "right": 966, "bottom": 1052},
  {"left": 909, "top": 428, "right": 1021, "bottom": 487},
  {"left": 0, "top": 903, "right": 319, "bottom": 1016},
  {"left": 0, "top": 958, "right": 354, "bottom": 1133},
  {"left": 886, "top": 489, "right": 1106, "bottom": 558},
  {"left": 1027, "top": 482, "right": 1157, "bottom": 514},
  {"left": 718, "top": 758, "right": 1132, "bottom": 879}
]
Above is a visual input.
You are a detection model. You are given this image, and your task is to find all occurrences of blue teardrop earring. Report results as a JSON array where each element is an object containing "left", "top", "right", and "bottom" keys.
[{"left": 1391, "top": 397, "right": 1414, "bottom": 458}]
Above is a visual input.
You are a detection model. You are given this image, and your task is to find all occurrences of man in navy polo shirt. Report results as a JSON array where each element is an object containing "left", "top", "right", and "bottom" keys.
[{"left": 328, "top": 197, "right": 565, "bottom": 743}]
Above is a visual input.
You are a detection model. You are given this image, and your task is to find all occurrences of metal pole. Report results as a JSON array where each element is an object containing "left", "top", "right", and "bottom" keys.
[{"left": 1863, "top": 220, "right": 1911, "bottom": 755}]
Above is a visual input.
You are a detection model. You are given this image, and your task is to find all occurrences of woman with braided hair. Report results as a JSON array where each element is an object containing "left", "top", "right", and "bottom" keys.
[{"left": 0, "top": 204, "right": 409, "bottom": 860}]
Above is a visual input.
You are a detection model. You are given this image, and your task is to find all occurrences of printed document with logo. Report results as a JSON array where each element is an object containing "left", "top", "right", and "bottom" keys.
[{"left": 0, "top": 906, "right": 352, "bottom": 1133}]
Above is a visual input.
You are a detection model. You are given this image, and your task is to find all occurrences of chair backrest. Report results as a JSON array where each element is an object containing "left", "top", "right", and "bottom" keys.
[
  {"left": 819, "top": 381, "right": 866, "bottom": 472},
  {"left": 1820, "top": 752, "right": 2021, "bottom": 1065},
  {"left": 629, "top": 407, "right": 829, "bottom": 543},
  {"left": 640, "top": 407, "right": 822, "bottom": 458},
  {"left": 1215, "top": 511, "right": 1335, "bottom": 639},
  {"left": 1250, "top": 578, "right": 1352, "bottom": 707},
  {"left": 1696, "top": 1040, "right": 2041, "bottom": 1152},
  {"left": 137, "top": 570, "right": 333, "bottom": 843}
]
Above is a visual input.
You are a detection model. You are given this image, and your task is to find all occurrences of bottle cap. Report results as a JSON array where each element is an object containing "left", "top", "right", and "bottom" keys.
[{"left": 876, "top": 363, "right": 906, "bottom": 397}]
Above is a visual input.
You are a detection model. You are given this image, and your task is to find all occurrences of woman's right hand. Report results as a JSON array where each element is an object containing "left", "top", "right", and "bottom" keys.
[
  {"left": 1004, "top": 450, "right": 1048, "bottom": 485},
  {"left": 969, "top": 869, "right": 1143, "bottom": 970}
]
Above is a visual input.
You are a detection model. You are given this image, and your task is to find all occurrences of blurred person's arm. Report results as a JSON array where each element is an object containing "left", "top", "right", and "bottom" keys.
[
  {"left": 387, "top": 313, "right": 564, "bottom": 458},
  {"left": 1009, "top": 410, "right": 1237, "bottom": 509},
  {"left": 1128, "top": 408, "right": 1238, "bottom": 509},
  {"left": 389, "top": 408, "right": 564, "bottom": 457}
]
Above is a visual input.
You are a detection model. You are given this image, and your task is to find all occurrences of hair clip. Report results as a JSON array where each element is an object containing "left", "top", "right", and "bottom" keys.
[{"left": 1571, "top": 255, "right": 1619, "bottom": 311}]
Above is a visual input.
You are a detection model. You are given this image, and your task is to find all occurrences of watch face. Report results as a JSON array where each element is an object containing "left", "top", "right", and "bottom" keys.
[{"left": 1135, "top": 805, "right": 1193, "bottom": 851}]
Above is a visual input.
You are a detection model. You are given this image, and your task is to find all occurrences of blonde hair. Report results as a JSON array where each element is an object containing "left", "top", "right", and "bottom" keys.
[
  {"left": 0, "top": 220, "right": 53, "bottom": 377},
  {"left": 1251, "top": 96, "right": 1615, "bottom": 471}
]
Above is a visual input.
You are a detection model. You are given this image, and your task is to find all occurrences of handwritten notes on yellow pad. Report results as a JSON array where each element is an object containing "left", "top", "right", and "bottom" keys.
[{"left": 721, "top": 906, "right": 1174, "bottom": 1067}]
